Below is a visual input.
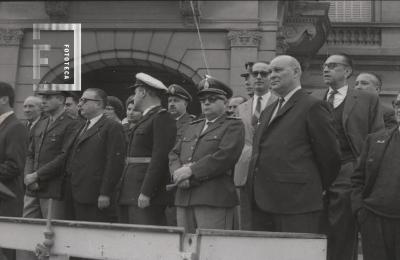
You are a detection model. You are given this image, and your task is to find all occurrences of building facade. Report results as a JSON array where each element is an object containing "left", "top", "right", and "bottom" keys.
[{"left": 0, "top": 1, "right": 398, "bottom": 117}]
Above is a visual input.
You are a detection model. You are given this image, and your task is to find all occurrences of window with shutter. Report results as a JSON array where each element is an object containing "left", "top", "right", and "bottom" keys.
[{"left": 321, "top": 0, "right": 372, "bottom": 22}]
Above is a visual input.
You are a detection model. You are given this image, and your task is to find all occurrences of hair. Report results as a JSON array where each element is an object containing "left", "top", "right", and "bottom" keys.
[
  {"left": 66, "top": 91, "right": 80, "bottom": 104},
  {"left": 125, "top": 95, "right": 135, "bottom": 107},
  {"left": 245, "top": 62, "right": 254, "bottom": 73},
  {"left": 86, "top": 88, "right": 107, "bottom": 108},
  {"left": 142, "top": 86, "right": 164, "bottom": 99},
  {"left": 358, "top": 72, "right": 382, "bottom": 87},
  {"left": 107, "top": 96, "right": 124, "bottom": 120},
  {"left": 230, "top": 95, "right": 248, "bottom": 104},
  {"left": 0, "top": 82, "right": 15, "bottom": 107},
  {"left": 251, "top": 60, "right": 270, "bottom": 71},
  {"left": 330, "top": 53, "right": 353, "bottom": 78}
]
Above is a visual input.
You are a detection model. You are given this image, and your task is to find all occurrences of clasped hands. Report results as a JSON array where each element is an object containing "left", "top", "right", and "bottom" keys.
[
  {"left": 24, "top": 172, "right": 39, "bottom": 190},
  {"left": 172, "top": 164, "right": 193, "bottom": 189}
]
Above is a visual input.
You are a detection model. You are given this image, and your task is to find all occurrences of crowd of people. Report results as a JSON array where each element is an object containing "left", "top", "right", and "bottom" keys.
[{"left": 0, "top": 53, "right": 399, "bottom": 260}]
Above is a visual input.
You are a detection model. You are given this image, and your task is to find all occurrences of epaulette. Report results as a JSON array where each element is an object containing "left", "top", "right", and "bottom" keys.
[
  {"left": 189, "top": 114, "right": 196, "bottom": 119},
  {"left": 226, "top": 116, "right": 241, "bottom": 120},
  {"left": 190, "top": 118, "right": 205, "bottom": 124}
]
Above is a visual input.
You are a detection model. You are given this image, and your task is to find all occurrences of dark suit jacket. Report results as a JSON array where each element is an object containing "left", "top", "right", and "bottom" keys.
[
  {"left": 25, "top": 112, "right": 79, "bottom": 199},
  {"left": 66, "top": 114, "right": 126, "bottom": 204},
  {"left": 312, "top": 87, "right": 385, "bottom": 157},
  {"left": 169, "top": 114, "right": 245, "bottom": 207},
  {"left": 119, "top": 106, "right": 176, "bottom": 206},
  {"left": 381, "top": 104, "right": 397, "bottom": 129},
  {"left": 248, "top": 89, "right": 341, "bottom": 214},
  {"left": 351, "top": 127, "right": 398, "bottom": 214},
  {"left": 0, "top": 113, "right": 28, "bottom": 216}
]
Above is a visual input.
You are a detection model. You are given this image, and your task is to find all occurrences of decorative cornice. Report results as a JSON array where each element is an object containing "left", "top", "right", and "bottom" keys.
[
  {"left": 45, "top": 1, "right": 70, "bottom": 22},
  {"left": 0, "top": 28, "right": 24, "bottom": 46},
  {"left": 276, "top": 1, "right": 331, "bottom": 56},
  {"left": 227, "top": 30, "right": 262, "bottom": 48}
]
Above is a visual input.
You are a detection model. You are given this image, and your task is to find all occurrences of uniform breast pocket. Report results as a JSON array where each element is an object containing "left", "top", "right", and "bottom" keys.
[
  {"left": 204, "top": 135, "right": 221, "bottom": 143},
  {"left": 44, "top": 133, "right": 62, "bottom": 144}
]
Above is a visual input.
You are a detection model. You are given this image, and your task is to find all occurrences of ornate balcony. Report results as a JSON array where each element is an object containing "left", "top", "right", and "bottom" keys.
[{"left": 326, "top": 26, "right": 381, "bottom": 46}]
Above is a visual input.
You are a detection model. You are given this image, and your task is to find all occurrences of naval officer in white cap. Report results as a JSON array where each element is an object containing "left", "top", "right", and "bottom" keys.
[{"left": 118, "top": 72, "right": 177, "bottom": 225}]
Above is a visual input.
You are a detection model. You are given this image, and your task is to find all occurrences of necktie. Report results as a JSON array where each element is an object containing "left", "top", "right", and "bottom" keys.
[
  {"left": 27, "top": 121, "right": 32, "bottom": 130},
  {"left": 79, "top": 120, "right": 90, "bottom": 137},
  {"left": 251, "top": 96, "right": 262, "bottom": 126},
  {"left": 327, "top": 89, "right": 338, "bottom": 109},
  {"left": 201, "top": 121, "right": 212, "bottom": 134},
  {"left": 276, "top": 97, "right": 285, "bottom": 113}
]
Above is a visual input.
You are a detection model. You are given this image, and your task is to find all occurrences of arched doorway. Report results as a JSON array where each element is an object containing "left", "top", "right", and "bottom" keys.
[{"left": 41, "top": 55, "right": 203, "bottom": 116}]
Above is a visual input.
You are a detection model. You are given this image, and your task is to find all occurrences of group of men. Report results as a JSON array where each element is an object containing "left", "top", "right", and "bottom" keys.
[{"left": 0, "top": 52, "right": 399, "bottom": 260}]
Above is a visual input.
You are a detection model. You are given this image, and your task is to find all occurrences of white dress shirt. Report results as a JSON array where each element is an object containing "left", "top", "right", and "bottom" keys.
[
  {"left": 327, "top": 85, "right": 348, "bottom": 108},
  {"left": 87, "top": 113, "right": 103, "bottom": 130},
  {"left": 252, "top": 92, "right": 272, "bottom": 115}
]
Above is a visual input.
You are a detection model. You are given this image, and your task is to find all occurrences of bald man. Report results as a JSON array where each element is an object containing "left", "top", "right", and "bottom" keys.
[
  {"left": 23, "top": 96, "right": 43, "bottom": 132},
  {"left": 355, "top": 72, "right": 397, "bottom": 129},
  {"left": 247, "top": 55, "right": 340, "bottom": 233}
]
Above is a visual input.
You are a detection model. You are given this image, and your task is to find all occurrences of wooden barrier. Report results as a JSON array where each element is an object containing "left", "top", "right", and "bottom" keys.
[{"left": 0, "top": 217, "right": 326, "bottom": 260}]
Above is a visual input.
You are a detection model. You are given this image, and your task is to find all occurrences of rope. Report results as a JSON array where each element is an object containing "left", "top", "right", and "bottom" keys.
[{"left": 190, "top": 0, "right": 210, "bottom": 76}]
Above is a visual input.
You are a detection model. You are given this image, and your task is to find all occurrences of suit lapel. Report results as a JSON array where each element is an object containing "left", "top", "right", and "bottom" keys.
[
  {"left": 130, "top": 106, "right": 161, "bottom": 133},
  {"left": 77, "top": 115, "right": 106, "bottom": 145},
  {"left": 269, "top": 89, "right": 305, "bottom": 125},
  {"left": 343, "top": 87, "right": 358, "bottom": 126}
]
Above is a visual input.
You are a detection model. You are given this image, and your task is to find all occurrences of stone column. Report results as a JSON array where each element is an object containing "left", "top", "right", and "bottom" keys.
[
  {"left": 227, "top": 30, "right": 262, "bottom": 97},
  {"left": 0, "top": 28, "right": 24, "bottom": 88}
]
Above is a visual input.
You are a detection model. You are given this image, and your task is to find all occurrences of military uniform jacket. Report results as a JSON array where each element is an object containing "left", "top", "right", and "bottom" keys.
[
  {"left": 25, "top": 111, "right": 79, "bottom": 199},
  {"left": 169, "top": 114, "right": 245, "bottom": 208},
  {"left": 176, "top": 113, "right": 195, "bottom": 142},
  {"left": 0, "top": 113, "right": 28, "bottom": 217},
  {"left": 119, "top": 106, "right": 177, "bottom": 206},
  {"left": 66, "top": 115, "right": 126, "bottom": 204}
]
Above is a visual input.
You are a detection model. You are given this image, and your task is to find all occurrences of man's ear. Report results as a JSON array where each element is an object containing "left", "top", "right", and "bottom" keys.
[
  {"left": 0, "top": 96, "right": 8, "bottom": 105},
  {"left": 345, "top": 67, "right": 353, "bottom": 79}
]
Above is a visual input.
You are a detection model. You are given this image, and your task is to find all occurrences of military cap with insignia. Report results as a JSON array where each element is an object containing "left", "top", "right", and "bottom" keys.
[
  {"left": 197, "top": 75, "right": 233, "bottom": 99},
  {"left": 167, "top": 84, "right": 192, "bottom": 102},
  {"left": 129, "top": 72, "right": 168, "bottom": 93}
]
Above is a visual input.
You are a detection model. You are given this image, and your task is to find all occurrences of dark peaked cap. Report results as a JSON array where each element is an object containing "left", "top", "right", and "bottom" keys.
[
  {"left": 197, "top": 76, "right": 233, "bottom": 99},
  {"left": 167, "top": 84, "right": 192, "bottom": 102}
]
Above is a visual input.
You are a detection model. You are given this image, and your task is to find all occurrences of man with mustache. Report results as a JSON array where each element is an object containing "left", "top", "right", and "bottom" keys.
[
  {"left": 167, "top": 84, "right": 195, "bottom": 142},
  {"left": 314, "top": 53, "right": 384, "bottom": 260}
]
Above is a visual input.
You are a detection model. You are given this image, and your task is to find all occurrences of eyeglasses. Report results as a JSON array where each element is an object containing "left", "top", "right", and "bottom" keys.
[
  {"left": 393, "top": 100, "right": 400, "bottom": 107},
  {"left": 251, "top": 70, "right": 269, "bottom": 78},
  {"left": 79, "top": 97, "right": 102, "bottom": 104},
  {"left": 321, "top": 62, "right": 349, "bottom": 70},
  {"left": 199, "top": 96, "right": 225, "bottom": 103}
]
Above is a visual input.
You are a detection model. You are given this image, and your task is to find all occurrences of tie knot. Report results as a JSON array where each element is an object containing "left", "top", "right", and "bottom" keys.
[
  {"left": 278, "top": 97, "right": 285, "bottom": 104},
  {"left": 330, "top": 89, "right": 339, "bottom": 95}
]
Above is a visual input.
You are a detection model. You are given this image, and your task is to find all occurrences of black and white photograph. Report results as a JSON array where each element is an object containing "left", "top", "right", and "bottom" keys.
[{"left": 0, "top": 1, "right": 399, "bottom": 260}]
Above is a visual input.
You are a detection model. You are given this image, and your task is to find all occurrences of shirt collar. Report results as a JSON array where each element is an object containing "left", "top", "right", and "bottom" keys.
[
  {"left": 88, "top": 113, "right": 103, "bottom": 128},
  {"left": 49, "top": 109, "right": 65, "bottom": 123},
  {"left": 0, "top": 111, "right": 14, "bottom": 126},
  {"left": 254, "top": 91, "right": 271, "bottom": 100},
  {"left": 282, "top": 86, "right": 301, "bottom": 103},
  {"left": 143, "top": 105, "right": 158, "bottom": 116},
  {"left": 329, "top": 85, "right": 348, "bottom": 96}
]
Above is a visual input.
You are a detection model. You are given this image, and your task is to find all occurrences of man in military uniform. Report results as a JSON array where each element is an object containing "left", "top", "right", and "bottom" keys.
[
  {"left": 169, "top": 76, "right": 245, "bottom": 233},
  {"left": 167, "top": 84, "right": 195, "bottom": 141},
  {"left": 118, "top": 73, "right": 177, "bottom": 225},
  {"left": 166, "top": 84, "right": 195, "bottom": 226},
  {"left": 23, "top": 90, "right": 79, "bottom": 219}
]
